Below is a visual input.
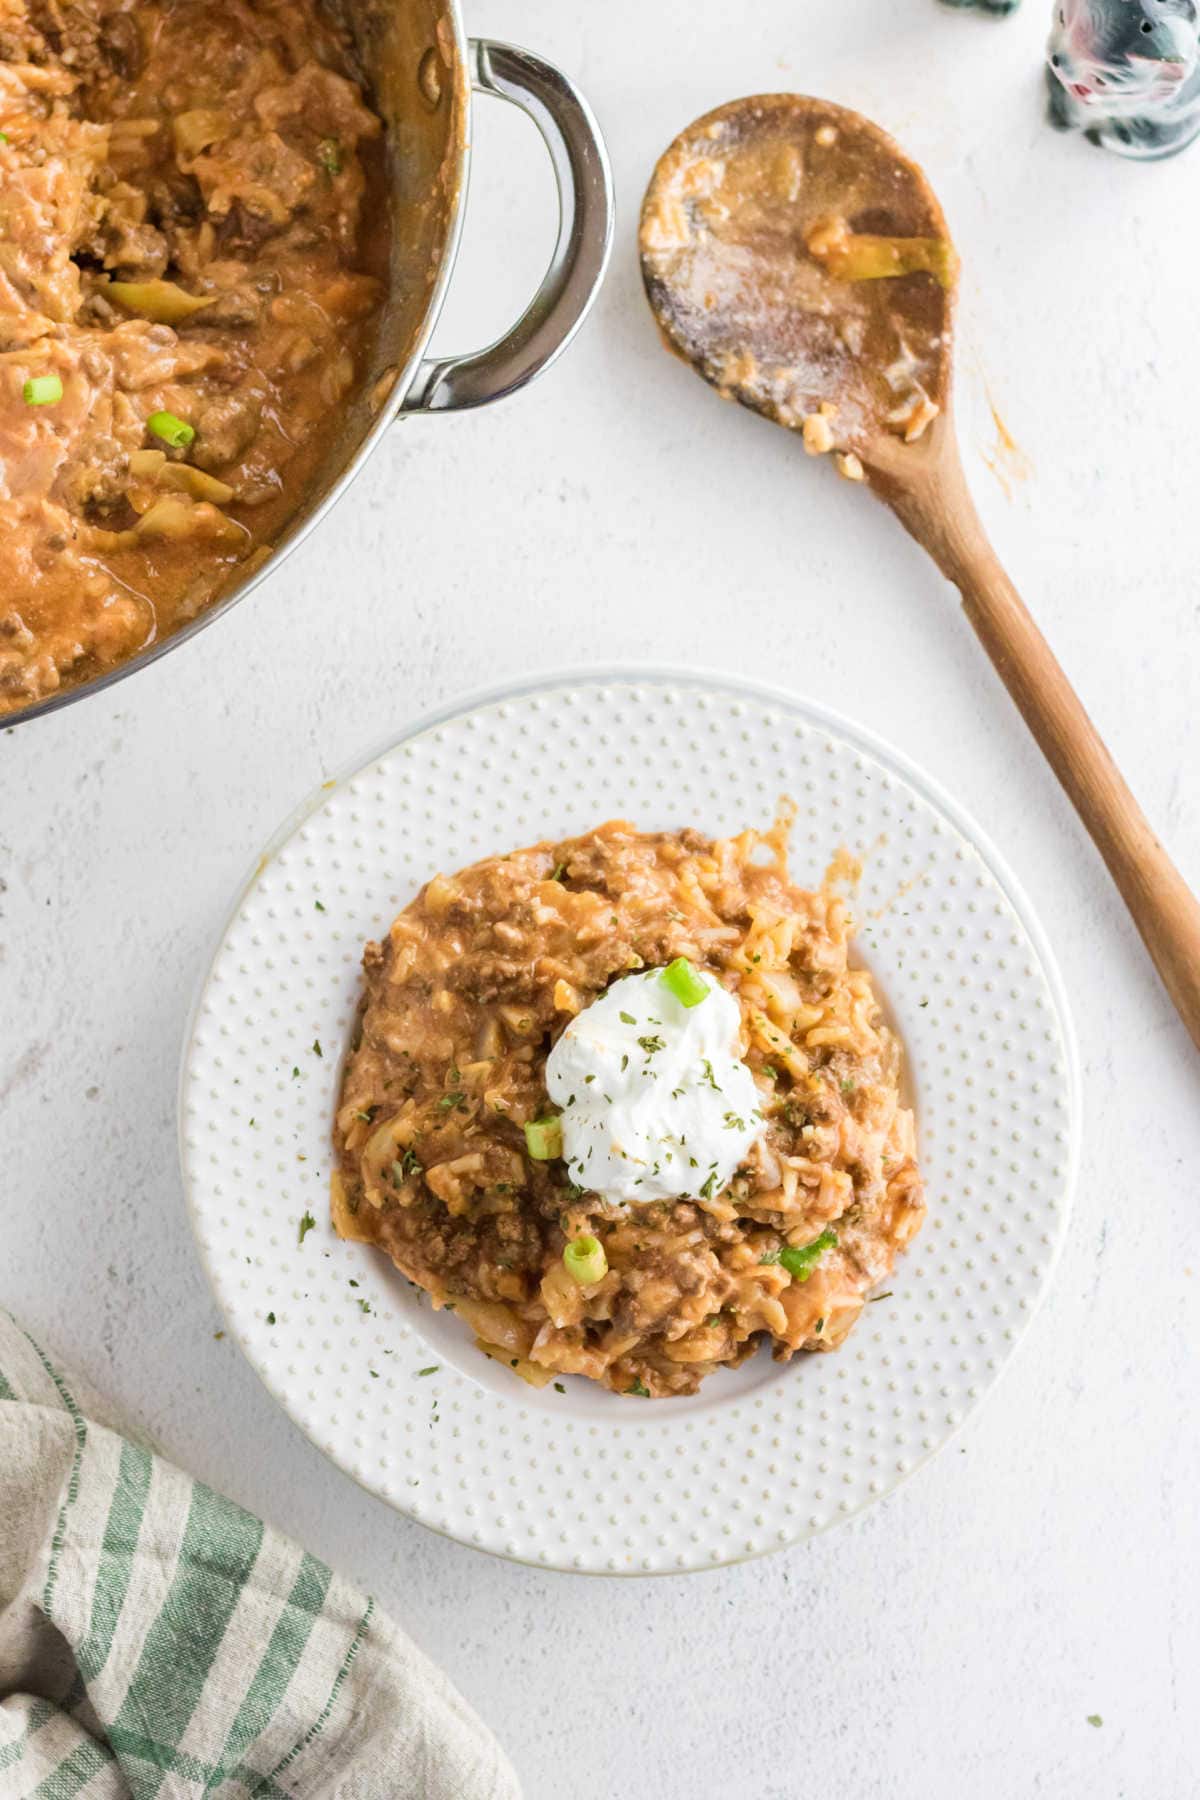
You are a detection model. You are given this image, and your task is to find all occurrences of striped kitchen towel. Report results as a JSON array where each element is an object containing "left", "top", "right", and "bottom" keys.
[{"left": 0, "top": 1310, "right": 521, "bottom": 1799}]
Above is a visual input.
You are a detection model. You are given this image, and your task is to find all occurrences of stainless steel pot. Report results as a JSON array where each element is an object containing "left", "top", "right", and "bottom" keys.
[{"left": 12, "top": 4, "right": 613, "bottom": 727}]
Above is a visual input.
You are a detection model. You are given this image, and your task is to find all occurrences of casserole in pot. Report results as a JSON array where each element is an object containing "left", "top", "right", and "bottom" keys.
[{"left": 0, "top": 0, "right": 612, "bottom": 723}]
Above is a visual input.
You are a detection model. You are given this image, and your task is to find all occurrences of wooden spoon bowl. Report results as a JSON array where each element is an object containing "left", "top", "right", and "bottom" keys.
[
  {"left": 641, "top": 96, "right": 953, "bottom": 474},
  {"left": 641, "top": 96, "right": 1200, "bottom": 1051}
]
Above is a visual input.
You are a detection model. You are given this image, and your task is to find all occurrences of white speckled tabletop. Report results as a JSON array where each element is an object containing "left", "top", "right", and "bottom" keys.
[{"left": 4, "top": 2, "right": 1198, "bottom": 1795}]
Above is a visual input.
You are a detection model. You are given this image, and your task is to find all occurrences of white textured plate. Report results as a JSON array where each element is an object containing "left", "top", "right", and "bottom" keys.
[{"left": 180, "top": 669, "right": 1079, "bottom": 1574}]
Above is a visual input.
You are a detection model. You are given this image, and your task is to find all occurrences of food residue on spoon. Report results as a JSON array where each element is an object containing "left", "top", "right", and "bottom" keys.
[
  {"left": 639, "top": 97, "right": 957, "bottom": 474},
  {"left": 806, "top": 215, "right": 958, "bottom": 289}
]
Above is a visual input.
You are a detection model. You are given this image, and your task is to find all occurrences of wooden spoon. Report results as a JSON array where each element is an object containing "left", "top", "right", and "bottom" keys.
[{"left": 640, "top": 94, "right": 1200, "bottom": 1052}]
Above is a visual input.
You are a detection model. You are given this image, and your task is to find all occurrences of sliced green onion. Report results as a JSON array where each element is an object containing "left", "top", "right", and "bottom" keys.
[
  {"left": 563, "top": 1234, "right": 607, "bottom": 1285},
  {"left": 23, "top": 374, "right": 62, "bottom": 406},
  {"left": 659, "top": 956, "right": 709, "bottom": 1008},
  {"left": 524, "top": 1115, "right": 562, "bottom": 1160},
  {"left": 147, "top": 409, "right": 195, "bottom": 448},
  {"left": 779, "top": 1227, "right": 838, "bottom": 1281}
]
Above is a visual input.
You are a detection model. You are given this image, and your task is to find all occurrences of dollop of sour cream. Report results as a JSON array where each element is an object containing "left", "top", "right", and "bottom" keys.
[{"left": 545, "top": 967, "right": 762, "bottom": 1206}]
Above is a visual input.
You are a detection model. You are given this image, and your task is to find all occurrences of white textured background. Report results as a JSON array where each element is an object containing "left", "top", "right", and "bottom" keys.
[{"left": 3, "top": 2, "right": 1198, "bottom": 1795}]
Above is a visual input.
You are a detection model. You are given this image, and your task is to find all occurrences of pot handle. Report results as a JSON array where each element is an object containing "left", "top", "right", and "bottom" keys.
[{"left": 399, "top": 39, "right": 614, "bottom": 413}]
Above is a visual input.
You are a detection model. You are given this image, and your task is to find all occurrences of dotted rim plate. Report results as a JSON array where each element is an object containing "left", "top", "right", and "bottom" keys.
[{"left": 179, "top": 667, "right": 1080, "bottom": 1575}]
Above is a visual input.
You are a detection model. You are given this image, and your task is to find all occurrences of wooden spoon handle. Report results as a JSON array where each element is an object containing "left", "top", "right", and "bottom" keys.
[{"left": 886, "top": 453, "right": 1200, "bottom": 1051}]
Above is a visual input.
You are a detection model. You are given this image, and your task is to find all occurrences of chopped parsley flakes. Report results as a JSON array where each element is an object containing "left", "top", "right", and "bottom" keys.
[{"left": 393, "top": 1147, "right": 423, "bottom": 1182}]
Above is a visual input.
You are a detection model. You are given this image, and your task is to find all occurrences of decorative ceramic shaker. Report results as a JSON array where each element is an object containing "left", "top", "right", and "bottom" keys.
[{"left": 1047, "top": 0, "right": 1200, "bottom": 158}]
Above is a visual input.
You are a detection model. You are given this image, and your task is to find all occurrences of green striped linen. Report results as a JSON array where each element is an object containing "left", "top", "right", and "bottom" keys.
[{"left": 0, "top": 1311, "right": 520, "bottom": 1800}]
